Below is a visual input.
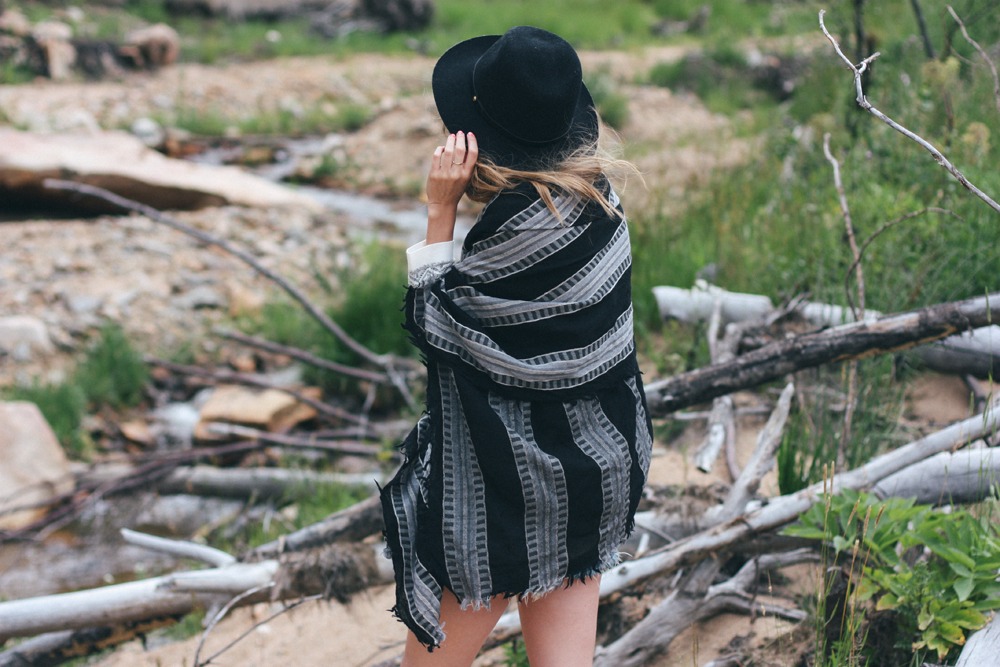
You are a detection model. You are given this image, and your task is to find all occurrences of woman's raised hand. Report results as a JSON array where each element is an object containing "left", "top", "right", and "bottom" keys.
[{"left": 425, "top": 131, "right": 478, "bottom": 245}]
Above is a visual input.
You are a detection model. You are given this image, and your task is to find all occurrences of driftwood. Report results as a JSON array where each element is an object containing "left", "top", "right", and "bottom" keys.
[
  {"left": 656, "top": 286, "right": 999, "bottom": 381},
  {"left": 955, "top": 608, "right": 1000, "bottom": 667},
  {"left": 0, "top": 618, "right": 184, "bottom": 667},
  {"left": 248, "top": 494, "right": 385, "bottom": 559},
  {"left": 871, "top": 447, "right": 1000, "bottom": 506},
  {"left": 645, "top": 292, "right": 1000, "bottom": 415},
  {"left": 592, "top": 550, "right": 815, "bottom": 667},
  {"left": 79, "top": 464, "right": 385, "bottom": 500},
  {"left": 599, "top": 404, "right": 999, "bottom": 596},
  {"left": 693, "top": 299, "right": 741, "bottom": 477},
  {"left": 0, "top": 528, "right": 392, "bottom": 645}
]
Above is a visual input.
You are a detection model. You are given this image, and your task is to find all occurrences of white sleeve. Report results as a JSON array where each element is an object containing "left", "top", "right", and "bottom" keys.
[{"left": 406, "top": 240, "right": 455, "bottom": 287}]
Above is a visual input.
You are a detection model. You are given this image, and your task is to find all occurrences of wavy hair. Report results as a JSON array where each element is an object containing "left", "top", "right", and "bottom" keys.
[{"left": 465, "top": 137, "right": 641, "bottom": 221}]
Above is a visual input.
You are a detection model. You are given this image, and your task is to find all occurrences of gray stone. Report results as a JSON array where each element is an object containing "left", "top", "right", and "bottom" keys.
[
  {"left": 66, "top": 293, "right": 103, "bottom": 314},
  {"left": 130, "top": 117, "right": 165, "bottom": 148},
  {"left": 173, "top": 285, "right": 227, "bottom": 310},
  {"left": 0, "top": 315, "right": 53, "bottom": 357}
]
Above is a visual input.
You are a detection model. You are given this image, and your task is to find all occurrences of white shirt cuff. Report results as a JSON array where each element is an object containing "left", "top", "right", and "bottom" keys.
[{"left": 406, "top": 240, "right": 454, "bottom": 287}]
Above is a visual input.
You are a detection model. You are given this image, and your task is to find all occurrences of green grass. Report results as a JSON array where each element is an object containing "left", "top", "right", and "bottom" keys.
[
  {"left": 3, "top": 324, "right": 149, "bottom": 458},
  {"left": 238, "top": 241, "right": 413, "bottom": 398}
]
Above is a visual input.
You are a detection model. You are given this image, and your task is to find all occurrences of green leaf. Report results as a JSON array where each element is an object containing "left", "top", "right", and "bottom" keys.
[
  {"left": 954, "top": 577, "right": 975, "bottom": 602},
  {"left": 950, "top": 608, "right": 987, "bottom": 631},
  {"left": 936, "top": 620, "right": 966, "bottom": 646},
  {"left": 877, "top": 593, "right": 900, "bottom": 610},
  {"left": 950, "top": 561, "right": 974, "bottom": 578},
  {"left": 918, "top": 608, "right": 935, "bottom": 631}
]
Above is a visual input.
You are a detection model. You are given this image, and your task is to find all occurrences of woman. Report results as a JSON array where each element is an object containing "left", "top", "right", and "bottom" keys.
[{"left": 380, "top": 25, "right": 653, "bottom": 667}]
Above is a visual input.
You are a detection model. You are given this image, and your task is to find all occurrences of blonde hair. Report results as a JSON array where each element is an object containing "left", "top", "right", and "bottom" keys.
[{"left": 465, "top": 139, "right": 641, "bottom": 221}]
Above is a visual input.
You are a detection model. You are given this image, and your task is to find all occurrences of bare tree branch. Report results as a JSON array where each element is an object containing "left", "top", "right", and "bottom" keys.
[
  {"left": 193, "top": 583, "right": 275, "bottom": 667},
  {"left": 947, "top": 4, "right": 1000, "bottom": 117},
  {"left": 42, "top": 179, "right": 412, "bottom": 373},
  {"left": 215, "top": 328, "right": 395, "bottom": 384},
  {"left": 818, "top": 10, "right": 1000, "bottom": 216},
  {"left": 844, "top": 208, "right": 965, "bottom": 307},
  {"left": 645, "top": 292, "right": 1000, "bottom": 415}
]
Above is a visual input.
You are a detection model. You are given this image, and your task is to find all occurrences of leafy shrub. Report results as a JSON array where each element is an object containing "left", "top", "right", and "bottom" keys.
[
  {"left": 785, "top": 490, "right": 1000, "bottom": 663},
  {"left": 74, "top": 324, "right": 150, "bottom": 410},
  {"left": 3, "top": 324, "right": 148, "bottom": 457}
]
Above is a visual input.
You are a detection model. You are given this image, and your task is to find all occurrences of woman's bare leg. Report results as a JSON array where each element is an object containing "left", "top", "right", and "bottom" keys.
[
  {"left": 401, "top": 594, "right": 508, "bottom": 667},
  {"left": 518, "top": 576, "right": 601, "bottom": 667}
]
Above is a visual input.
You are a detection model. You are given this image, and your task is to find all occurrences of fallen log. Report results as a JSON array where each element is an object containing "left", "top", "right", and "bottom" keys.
[
  {"left": 0, "top": 529, "right": 392, "bottom": 644},
  {"left": 645, "top": 292, "right": 1000, "bottom": 415},
  {"left": 592, "top": 550, "right": 816, "bottom": 667},
  {"left": 76, "top": 464, "right": 385, "bottom": 500},
  {"left": 247, "top": 494, "right": 385, "bottom": 559},
  {"left": 599, "top": 403, "right": 999, "bottom": 595},
  {"left": 871, "top": 447, "right": 1000, "bottom": 506},
  {"left": 0, "top": 617, "right": 183, "bottom": 667}
]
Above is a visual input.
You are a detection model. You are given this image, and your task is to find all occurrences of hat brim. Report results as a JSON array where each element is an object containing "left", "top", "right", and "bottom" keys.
[{"left": 432, "top": 34, "right": 599, "bottom": 173}]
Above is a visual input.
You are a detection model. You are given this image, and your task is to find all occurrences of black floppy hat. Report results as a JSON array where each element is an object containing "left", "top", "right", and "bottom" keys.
[{"left": 432, "top": 26, "right": 599, "bottom": 172}]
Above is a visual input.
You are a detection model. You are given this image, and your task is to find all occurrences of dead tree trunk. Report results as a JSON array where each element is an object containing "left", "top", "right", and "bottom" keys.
[{"left": 646, "top": 293, "right": 1000, "bottom": 415}]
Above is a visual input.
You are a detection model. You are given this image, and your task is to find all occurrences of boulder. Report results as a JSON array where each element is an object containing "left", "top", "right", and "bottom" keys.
[
  {"left": 0, "top": 315, "right": 54, "bottom": 359},
  {"left": 121, "top": 23, "right": 179, "bottom": 68},
  {"left": 0, "top": 10, "right": 32, "bottom": 37},
  {"left": 0, "top": 128, "right": 322, "bottom": 213},
  {"left": 197, "top": 384, "right": 320, "bottom": 434},
  {"left": 0, "top": 402, "right": 74, "bottom": 531}
]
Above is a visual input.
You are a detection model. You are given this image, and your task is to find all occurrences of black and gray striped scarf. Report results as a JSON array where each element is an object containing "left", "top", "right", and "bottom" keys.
[{"left": 405, "top": 180, "right": 639, "bottom": 399}]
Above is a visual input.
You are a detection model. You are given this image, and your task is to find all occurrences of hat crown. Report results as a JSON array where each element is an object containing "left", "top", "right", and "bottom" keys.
[{"left": 472, "top": 26, "right": 583, "bottom": 145}]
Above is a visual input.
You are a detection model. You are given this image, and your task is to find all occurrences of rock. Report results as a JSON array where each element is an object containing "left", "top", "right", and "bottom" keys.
[
  {"left": 119, "top": 420, "right": 155, "bottom": 447},
  {"left": 0, "top": 315, "right": 54, "bottom": 358},
  {"left": 0, "top": 10, "right": 32, "bottom": 37},
  {"left": 32, "top": 20, "right": 76, "bottom": 81},
  {"left": 121, "top": 23, "right": 180, "bottom": 68},
  {"left": 151, "top": 402, "right": 201, "bottom": 447},
  {"left": 173, "top": 285, "right": 227, "bottom": 310},
  {"left": 0, "top": 401, "right": 74, "bottom": 531},
  {"left": 0, "top": 128, "right": 323, "bottom": 213},
  {"left": 130, "top": 117, "right": 165, "bottom": 148},
  {"left": 198, "top": 384, "right": 321, "bottom": 433}
]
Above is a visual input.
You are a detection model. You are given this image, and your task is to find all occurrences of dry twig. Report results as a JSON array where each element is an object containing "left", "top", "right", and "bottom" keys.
[
  {"left": 822, "top": 133, "right": 863, "bottom": 466},
  {"left": 818, "top": 10, "right": 1000, "bottom": 216},
  {"left": 215, "top": 329, "right": 395, "bottom": 384},
  {"left": 43, "top": 180, "right": 391, "bottom": 368},
  {"left": 947, "top": 5, "right": 1000, "bottom": 117}
]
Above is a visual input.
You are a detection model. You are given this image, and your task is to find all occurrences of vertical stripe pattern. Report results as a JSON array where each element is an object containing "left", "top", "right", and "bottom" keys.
[
  {"left": 439, "top": 367, "right": 492, "bottom": 608},
  {"left": 490, "top": 394, "right": 570, "bottom": 594},
  {"left": 564, "top": 398, "right": 633, "bottom": 564}
]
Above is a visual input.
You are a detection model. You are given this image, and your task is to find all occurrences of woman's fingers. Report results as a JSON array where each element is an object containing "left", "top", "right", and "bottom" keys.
[
  {"left": 452, "top": 131, "right": 467, "bottom": 166},
  {"left": 464, "top": 132, "right": 478, "bottom": 173}
]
